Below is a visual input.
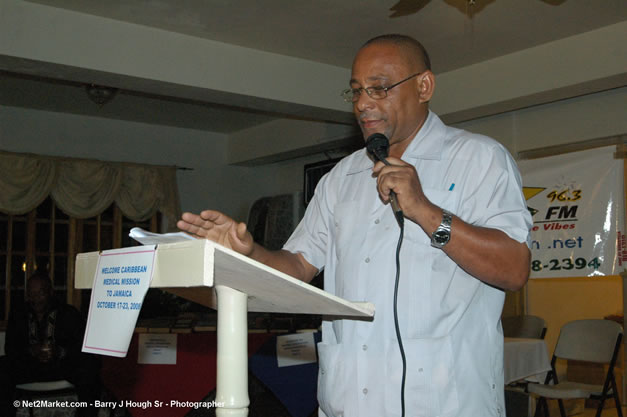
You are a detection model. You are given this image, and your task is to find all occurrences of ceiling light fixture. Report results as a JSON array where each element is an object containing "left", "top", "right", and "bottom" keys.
[{"left": 85, "top": 84, "right": 118, "bottom": 105}]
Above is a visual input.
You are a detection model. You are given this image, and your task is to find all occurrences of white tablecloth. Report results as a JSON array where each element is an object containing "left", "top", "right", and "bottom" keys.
[{"left": 504, "top": 337, "right": 552, "bottom": 384}]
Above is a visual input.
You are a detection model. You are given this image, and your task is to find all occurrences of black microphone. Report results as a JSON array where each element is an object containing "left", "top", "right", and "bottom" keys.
[{"left": 366, "top": 133, "right": 404, "bottom": 226}]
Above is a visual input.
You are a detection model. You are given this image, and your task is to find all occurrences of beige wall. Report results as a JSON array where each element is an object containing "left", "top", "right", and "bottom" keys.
[
  {"left": 528, "top": 276, "right": 623, "bottom": 356},
  {"left": 453, "top": 86, "right": 627, "bottom": 156}
]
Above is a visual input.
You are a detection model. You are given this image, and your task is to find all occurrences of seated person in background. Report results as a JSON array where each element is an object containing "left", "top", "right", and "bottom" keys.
[{"left": 1, "top": 271, "right": 100, "bottom": 417}]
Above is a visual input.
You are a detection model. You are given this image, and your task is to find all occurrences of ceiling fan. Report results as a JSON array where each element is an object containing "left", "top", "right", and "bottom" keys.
[{"left": 390, "top": 0, "right": 568, "bottom": 18}]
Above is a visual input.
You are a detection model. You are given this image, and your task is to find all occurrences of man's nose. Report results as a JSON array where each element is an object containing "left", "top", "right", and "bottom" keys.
[{"left": 355, "top": 91, "right": 375, "bottom": 112}]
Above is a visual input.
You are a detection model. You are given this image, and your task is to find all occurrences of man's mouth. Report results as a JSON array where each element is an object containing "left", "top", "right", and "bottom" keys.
[{"left": 360, "top": 118, "right": 382, "bottom": 130}]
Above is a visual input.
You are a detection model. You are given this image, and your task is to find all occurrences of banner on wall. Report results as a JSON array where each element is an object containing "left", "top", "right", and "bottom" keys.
[{"left": 518, "top": 146, "right": 625, "bottom": 278}]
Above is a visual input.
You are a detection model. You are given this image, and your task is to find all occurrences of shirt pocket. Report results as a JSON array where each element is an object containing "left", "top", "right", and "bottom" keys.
[
  {"left": 317, "top": 342, "right": 346, "bottom": 417},
  {"left": 385, "top": 336, "right": 459, "bottom": 417}
]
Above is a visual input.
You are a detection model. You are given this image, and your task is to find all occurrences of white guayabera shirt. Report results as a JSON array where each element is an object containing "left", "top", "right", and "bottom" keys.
[{"left": 284, "top": 111, "right": 532, "bottom": 417}]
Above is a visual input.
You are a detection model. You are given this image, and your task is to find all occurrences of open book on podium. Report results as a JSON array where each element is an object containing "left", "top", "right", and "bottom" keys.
[{"left": 75, "top": 237, "right": 374, "bottom": 318}]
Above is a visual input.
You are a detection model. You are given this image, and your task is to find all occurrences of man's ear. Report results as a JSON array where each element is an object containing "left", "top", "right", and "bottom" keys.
[{"left": 417, "top": 70, "right": 435, "bottom": 103}]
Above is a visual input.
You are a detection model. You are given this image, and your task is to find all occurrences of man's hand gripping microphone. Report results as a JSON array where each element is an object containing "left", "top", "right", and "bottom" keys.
[{"left": 366, "top": 133, "right": 404, "bottom": 227}]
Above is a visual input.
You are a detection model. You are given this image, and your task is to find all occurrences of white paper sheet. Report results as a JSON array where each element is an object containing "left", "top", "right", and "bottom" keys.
[
  {"left": 276, "top": 332, "right": 317, "bottom": 367},
  {"left": 129, "top": 227, "right": 195, "bottom": 245}
]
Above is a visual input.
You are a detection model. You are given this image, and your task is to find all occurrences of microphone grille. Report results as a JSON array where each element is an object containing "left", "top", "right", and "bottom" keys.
[{"left": 366, "top": 133, "right": 390, "bottom": 161}]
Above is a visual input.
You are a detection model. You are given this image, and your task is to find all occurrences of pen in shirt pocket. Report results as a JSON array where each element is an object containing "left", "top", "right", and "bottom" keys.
[{"left": 449, "top": 183, "right": 455, "bottom": 191}]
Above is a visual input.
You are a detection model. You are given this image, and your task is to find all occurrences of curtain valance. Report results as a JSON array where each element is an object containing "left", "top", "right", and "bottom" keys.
[{"left": 0, "top": 151, "right": 180, "bottom": 231}]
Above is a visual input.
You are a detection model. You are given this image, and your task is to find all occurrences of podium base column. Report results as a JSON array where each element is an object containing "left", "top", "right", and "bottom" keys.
[{"left": 215, "top": 285, "right": 249, "bottom": 417}]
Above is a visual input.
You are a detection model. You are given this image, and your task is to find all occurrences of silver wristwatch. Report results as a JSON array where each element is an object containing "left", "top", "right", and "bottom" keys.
[{"left": 431, "top": 209, "right": 453, "bottom": 249}]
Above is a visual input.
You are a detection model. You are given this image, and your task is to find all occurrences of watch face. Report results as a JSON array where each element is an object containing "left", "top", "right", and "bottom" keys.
[{"left": 434, "top": 230, "right": 450, "bottom": 244}]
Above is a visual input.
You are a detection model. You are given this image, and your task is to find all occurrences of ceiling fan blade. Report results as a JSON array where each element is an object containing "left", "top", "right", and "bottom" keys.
[
  {"left": 538, "top": 0, "right": 568, "bottom": 4},
  {"left": 389, "top": 0, "right": 565, "bottom": 19},
  {"left": 389, "top": 0, "right": 432, "bottom": 18}
]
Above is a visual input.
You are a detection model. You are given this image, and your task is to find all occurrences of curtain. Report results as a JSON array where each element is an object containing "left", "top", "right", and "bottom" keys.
[{"left": 0, "top": 151, "right": 181, "bottom": 231}]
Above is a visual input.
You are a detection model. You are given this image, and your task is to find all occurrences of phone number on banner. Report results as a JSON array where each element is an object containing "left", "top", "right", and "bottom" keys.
[{"left": 531, "top": 257, "right": 601, "bottom": 273}]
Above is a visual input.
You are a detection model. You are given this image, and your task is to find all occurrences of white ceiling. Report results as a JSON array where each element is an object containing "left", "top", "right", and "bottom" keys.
[
  {"left": 22, "top": 0, "right": 627, "bottom": 71},
  {"left": 2, "top": 0, "right": 627, "bottom": 133}
]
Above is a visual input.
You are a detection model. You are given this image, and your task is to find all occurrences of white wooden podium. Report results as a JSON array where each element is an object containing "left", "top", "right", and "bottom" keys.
[{"left": 75, "top": 239, "right": 375, "bottom": 416}]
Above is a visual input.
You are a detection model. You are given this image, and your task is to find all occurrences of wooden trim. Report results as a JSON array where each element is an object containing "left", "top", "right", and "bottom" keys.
[
  {"left": 49, "top": 202, "right": 56, "bottom": 294},
  {"left": 624, "top": 158, "right": 627, "bottom": 236},
  {"left": 151, "top": 213, "right": 158, "bottom": 233},
  {"left": 26, "top": 210, "right": 36, "bottom": 277},
  {"left": 4, "top": 218, "right": 13, "bottom": 321},
  {"left": 622, "top": 161, "right": 627, "bottom": 406},
  {"left": 517, "top": 134, "right": 627, "bottom": 161},
  {"left": 96, "top": 213, "right": 102, "bottom": 252},
  {"left": 615, "top": 143, "right": 627, "bottom": 160},
  {"left": 113, "top": 206, "right": 122, "bottom": 248},
  {"left": 68, "top": 218, "right": 79, "bottom": 308},
  {"left": 75, "top": 218, "right": 84, "bottom": 255}
]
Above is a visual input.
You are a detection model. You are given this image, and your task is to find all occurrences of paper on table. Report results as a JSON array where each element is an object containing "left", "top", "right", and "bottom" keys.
[
  {"left": 129, "top": 227, "right": 195, "bottom": 245},
  {"left": 138, "top": 333, "right": 177, "bottom": 365}
]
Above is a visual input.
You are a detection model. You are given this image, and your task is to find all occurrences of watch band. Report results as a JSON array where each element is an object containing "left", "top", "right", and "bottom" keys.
[{"left": 431, "top": 209, "right": 453, "bottom": 249}]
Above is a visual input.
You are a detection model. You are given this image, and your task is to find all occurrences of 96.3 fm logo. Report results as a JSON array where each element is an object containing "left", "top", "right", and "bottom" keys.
[{"left": 524, "top": 187, "right": 580, "bottom": 231}]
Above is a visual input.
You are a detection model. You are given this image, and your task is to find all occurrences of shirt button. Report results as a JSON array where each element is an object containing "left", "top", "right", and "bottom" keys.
[
  {"left": 362, "top": 388, "right": 368, "bottom": 395},
  {"left": 362, "top": 344, "right": 368, "bottom": 351},
  {"left": 418, "top": 368, "right": 423, "bottom": 372},
  {"left": 365, "top": 257, "right": 370, "bottom": 263},
  {"left": 374, "top": 219, "right": 380, "bottom": 224}
]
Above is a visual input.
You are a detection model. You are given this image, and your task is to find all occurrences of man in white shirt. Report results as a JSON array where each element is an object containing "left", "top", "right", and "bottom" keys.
[{"left": 179, "top": 34, "right": 531, "bottom": 417}]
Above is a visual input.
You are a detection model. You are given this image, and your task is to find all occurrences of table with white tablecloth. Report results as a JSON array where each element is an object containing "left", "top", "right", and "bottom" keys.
[
  {"left": 504, "top": 337, "right": 553, "bottom": 417},
  {"left": 504, "top": 337, "right": 552, "bottom": 384}
]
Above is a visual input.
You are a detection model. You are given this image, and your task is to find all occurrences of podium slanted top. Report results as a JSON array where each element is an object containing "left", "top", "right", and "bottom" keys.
[{"left": 75, "top": 238, "right": 374, "bottom": 318}]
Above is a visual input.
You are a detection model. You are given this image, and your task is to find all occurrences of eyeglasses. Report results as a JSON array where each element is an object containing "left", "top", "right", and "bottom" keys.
[{"left": 341, "top": 72, "right": 423, "bottom": 103}]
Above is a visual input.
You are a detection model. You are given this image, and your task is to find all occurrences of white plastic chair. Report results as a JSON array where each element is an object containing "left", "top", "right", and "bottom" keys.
[{"left": 527, "top": 319, "right": 623, "bottom": 417}]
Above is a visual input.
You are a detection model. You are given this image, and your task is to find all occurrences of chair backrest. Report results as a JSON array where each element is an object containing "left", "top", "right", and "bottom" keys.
[
  {"left": 554, "top": 319, "right": 623, "bottom": 363},
  {"left": 502, "top": 315, "right": 547, "bottom": 339}
]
